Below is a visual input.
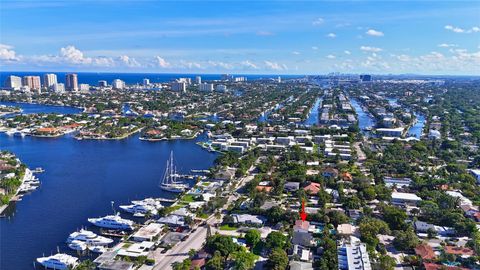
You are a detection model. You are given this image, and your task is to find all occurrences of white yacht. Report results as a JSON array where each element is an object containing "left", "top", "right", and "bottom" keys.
[
  {"left": 120, "top": 198, "right": 162, "bottom": 216},
  {"left": 67, "top": 240, "right": 87, "bottom": 251},
  {"left": 67, "top": 229, "right": 113, "bottom": 246},
  {"left": 88, "top": 245, "right": 107, "bottom": 254},
  {"left": 159, "top": 152, "right": 188, "bottom": 193},
  {"left": 87, "top": 214, "right": 134, "bottom": 230},
  {"left": 36, "top": 253, "right": 78, "bottom": 270}
]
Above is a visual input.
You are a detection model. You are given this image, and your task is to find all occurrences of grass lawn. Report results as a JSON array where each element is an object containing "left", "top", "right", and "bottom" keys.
[
  {"left": 219, "top": 224, "right": 238, "bottom": 231},
  {"left": 181, "top": 194, "right": 195, "bottom": 203},
  {"left": 196, "top": 212, "right": 209, "bottom": 219}
]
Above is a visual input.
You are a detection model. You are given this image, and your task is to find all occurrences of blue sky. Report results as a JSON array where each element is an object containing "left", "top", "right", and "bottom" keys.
[{"left": 0, "top": 0, "right": 479, "bottom": 75}]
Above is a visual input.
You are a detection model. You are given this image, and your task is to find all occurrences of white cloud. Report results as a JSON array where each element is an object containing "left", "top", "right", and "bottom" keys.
[
  {"left": 0, "top": 44, "right": 19, "bottom": 61},
  {"left": 311, "top": 46, "right": 319, "bottom": 50},
  {"left": 240, "top": 60, "right": 258, "bottom": 69},
  {"left": 208, "top": 60, "right": 233, "bottom": 69},
  {"left": 118, "top": 55, "right": 140, "bottom": 67},
  {"left": 326, "top": 54, "right": 336, "bottom": 59},
  {"left": 326, "top": 33, "right": 336, "bottom": 38},
  {"left": 292, "top": 51, "right": 300, "bottom": 55},
  {"left": 438, "top": 43, "right": 458, "bottom": 48},
  {"left": 445, "top": 25, "right": 480, "bottom": 34},
  {"left": 179, "top": 60, "right": 203, "bottom": 69},
  {"left": 312, "top": 17, "right": 324, "bottom": 26},
  {"left": 264, "top": 60, "right": 287, "bottom": 71},
  {"left": 344, "top": 50, "right": 351, "bottom": 55},
  {"left": 155, "top": 56, "right": 170, "bottom": 68},
  {"left": 360, "top": 46, "right": 383, "bottom": 52},
  {"left": 60, "top": 45, "right": 91, "bottom": 64},
  {"left": 365, "top": 29, "right": 384, "bottom": 37}
]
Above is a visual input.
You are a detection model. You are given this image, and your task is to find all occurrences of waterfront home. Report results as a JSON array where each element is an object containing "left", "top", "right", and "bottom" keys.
[
  {"left": 157, "top": 215, "right": 185, "bottom": 227},
  {"left": 117, "top": 241, "right": 155, "bottom": 258},
  {"left": 132, "top": 223, "right": 163, "bottom": 242},
  {"left": 376, "top": 127, "right": 404, "bottom": 137},
  {"left": 98, "top": 260, "right": 135, "bottom": 270}
]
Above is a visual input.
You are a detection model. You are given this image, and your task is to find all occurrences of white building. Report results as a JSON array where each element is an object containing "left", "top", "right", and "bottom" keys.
[
  {"left": 195, "top": 76, "right": 202, "bottom": 84},
  {"left": 79, "top": 83, "right": 90, "bottom": 92},
  {"left": 43, "top": 74, "right": 57, "bottom": 89},
  {"left": 376, "top": 127, "right": 404, "bottom": 137},
  {"left": 143, "top": 78, "right": 150, "bottom": 87},
  {"left": 469, "top": 169, "right": 480, "bottom": 184},
  {"left": 4, "top": 75, "right": 22, "bottom": 90},
  {"left": 171, "top": 81, "right": 187, "bottom": 92},
  {"left": 53, "top": 83, "right": 65, "bottom": 93},
  {"left": 338, "top": 241, "right": 372, "bottom": 270},
  {"left": 216, "top": 84, "right": 227, "bottom": 92},
  {"left": 199, "top": 83, "right": 214, "bottom": 92},
  {"left": 98, "top": 80, "right": 108, "bottom": 87},
  {"left": 391, "top": 192, "right": 422, "bottom": 205},
  {"left": 112, "top": 79, "right": 125, "bottom": 90}
]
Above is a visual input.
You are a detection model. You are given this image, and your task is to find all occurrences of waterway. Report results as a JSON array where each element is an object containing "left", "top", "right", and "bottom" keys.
[
  {"left": 0, "top": 103, "right": 217, "bottom": 270},
  {"left": 0, "top": 101, "right": 82, "bottom": 115},
  {"left": 303, "top": 97, "right": 322, "bottom": 126},
  {"left": 384, "top": 98, "right": 425, "bottom": 138},
  {"left": 349, "top": 98, "right": 375, "bottom": 133}
]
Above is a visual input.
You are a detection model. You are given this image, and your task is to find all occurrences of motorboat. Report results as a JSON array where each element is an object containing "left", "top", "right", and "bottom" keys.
[
  {"left": 67, "top": 229, "right": 113, "bottom": 246},
  {"left": 36, "top": 253, "right": 78, "bottom": 270},
  {"left": 120, "top": 198, "right": 162, "bottom": 216},
  {"left": 87, "top": 214, "right": 134, "bottom": 230},
  {"left": 67, "top": 240, "right": 87, "bottom": 251},
  {"left": 88, "top": 245, "right": 107, "bottom": 254}
]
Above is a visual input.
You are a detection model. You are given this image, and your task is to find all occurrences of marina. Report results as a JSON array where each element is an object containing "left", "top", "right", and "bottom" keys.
[{"left": 0, "top": 104, "right": 217, "bottom": 269}]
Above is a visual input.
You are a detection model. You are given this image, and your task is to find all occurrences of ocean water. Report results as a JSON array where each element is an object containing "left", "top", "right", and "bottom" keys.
[
  {"left": 0, "top": 103, "right": 218, "bottom": 270},
  {"left": 0, "top": 72, "right": 300, "bottom": 86}
]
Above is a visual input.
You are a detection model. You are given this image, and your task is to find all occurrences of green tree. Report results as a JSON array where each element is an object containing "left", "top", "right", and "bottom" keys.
[
  {"left": 205, "top": 234, "right": 239, "bottom": 258},
  {"left": 205, "top": 251, "right": 224, "bottom": 270},
  {"left": 267, "top": 248, "right": 289, "bottom": 270},
  {"left": 245, "top": 229, "right": 261, "bottom": 247},
  {"left": 75, "top": 260, "right": 96, "bottom": 270},
  {"left": 231, "top": 248, "right": 257, "bottom": 270},
  {"left": 392, "top": 228, "right": 419, "bottom": 251},
  {"left": 266, "top": 231, "right": 288, "bottom": 249},
  {"left": 375, "top": 255, "right": 396, "bottom": 270}
]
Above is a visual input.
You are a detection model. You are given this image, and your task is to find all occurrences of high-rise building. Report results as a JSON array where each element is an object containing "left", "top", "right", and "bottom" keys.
[
  {"left": 199, "top": 83, "right": 214, "bottom": 92},
  {"left": 22, "top": 76, "right": 41, "bottom": 90},
  {"left": 65, "top": 73, "right": 79, "bottom": 91},
  {"left": 98, "top": 80, "right": 108, "bottom": 87},
  {"left": 195, "top": 76, "right": 202, "bottom": 84},
  {"left": 4, "top": 75, "right": 22, "bottom": 89},
  {"left": 171, "top": 81, "right": 186, "bottom": 92},
  {"left": 53, "top": 83, "right": 65, "bottom": 93},
  {"left": 112, "top": 79, "right": 125, "bottom": 90},
  {"left": 360, "top": 74, "right": 372, "bottom": 82},
  {"left": 143, "top": 78, "right": 150, "bottom": 87},
  {"left": 177, "top": 78, "right": 191, "bottom": 85},
  {"left": 43, "top": 74, "right": 57, "bottom": 89}
]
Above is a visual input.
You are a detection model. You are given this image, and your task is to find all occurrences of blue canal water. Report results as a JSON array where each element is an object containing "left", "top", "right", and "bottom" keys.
[
  {"left": 0, "top": 101, "right": 82, "bottom": 115},
  {"left": 0, "top": 104, "right": 217, "bottom": 270},
  {"left": 385, "top": 98, "right": 425, "bottom": 138},
  {"left": 303, "top": 97, "right": 322, "bottom": 126},
  {"left": 350, "top": 98, "right": 375, "bottom": 131}
]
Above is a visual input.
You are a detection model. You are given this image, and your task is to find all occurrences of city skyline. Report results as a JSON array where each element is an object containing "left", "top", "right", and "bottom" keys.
[{"left": 0, "top": 1, "right": 479, "bottom": 75}]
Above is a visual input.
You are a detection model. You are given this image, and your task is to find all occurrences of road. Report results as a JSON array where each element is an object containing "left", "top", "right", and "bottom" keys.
[{"left": 151, "top": 166, "right": 257, "bottom": 270}]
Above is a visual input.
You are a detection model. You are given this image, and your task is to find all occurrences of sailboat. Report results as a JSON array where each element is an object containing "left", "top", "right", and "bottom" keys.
[{"left": 159, "top": 152, "right": 188, "bottom": 193}]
